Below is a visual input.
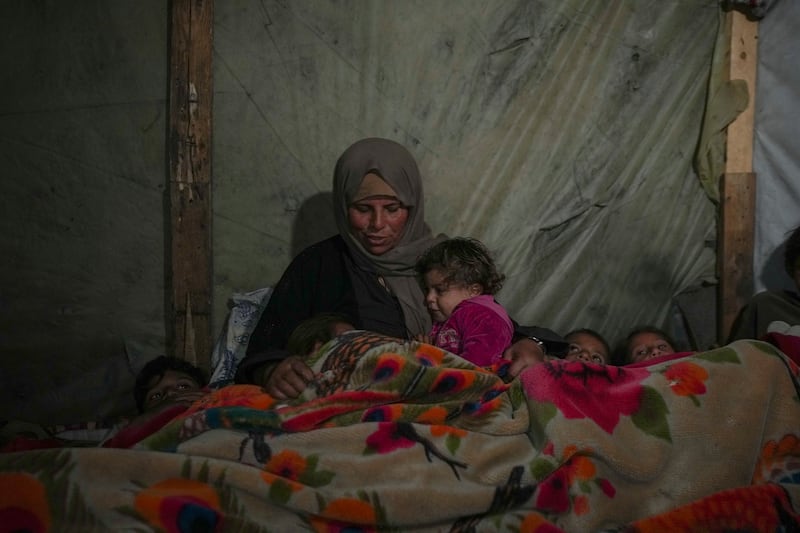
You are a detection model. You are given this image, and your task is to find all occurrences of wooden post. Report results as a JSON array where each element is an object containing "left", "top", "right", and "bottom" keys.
[
  {"left": 168, "top": 0, "right": 213, "bottom": 371},
  {"left": 719, "top": 10, "right": 758, "bottom": 343}
]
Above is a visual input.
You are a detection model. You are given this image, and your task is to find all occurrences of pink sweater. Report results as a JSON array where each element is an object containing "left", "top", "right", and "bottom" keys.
[{"left": 429, "top": 294, "right": 514, "bottom": 366}]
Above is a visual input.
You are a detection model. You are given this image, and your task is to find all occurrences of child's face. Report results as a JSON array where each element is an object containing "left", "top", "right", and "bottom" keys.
[
  {"left": 422, "top": 268, "right": 480, "bottom": 322},
  {"left": 143, "top": 370, "right": 202, "bottom": 412},
  {"left": 628, "top": 332, "right": 675, "bottom": 363},
  {"left": 309, "top": 321, "right": 356, "bottom": 355},
  {"left": 564, "top": 332, "right": 608, "bottom": 364}
]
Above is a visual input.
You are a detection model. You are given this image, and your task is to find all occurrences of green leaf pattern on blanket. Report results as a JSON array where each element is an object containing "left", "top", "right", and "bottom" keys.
[
  {"left": 630, "top": 385, "right": 671, "bottom": 442},
  {"left": 523, "top": 347, "right": 745, "bottom": 443}
]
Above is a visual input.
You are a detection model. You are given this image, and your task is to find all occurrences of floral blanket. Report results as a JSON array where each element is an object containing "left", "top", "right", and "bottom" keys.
[{"left": 1, "top": 332, "right": 799, "bottom": 532}]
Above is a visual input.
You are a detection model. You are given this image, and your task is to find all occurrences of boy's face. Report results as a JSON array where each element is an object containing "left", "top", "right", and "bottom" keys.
[
  {"left": 628, "top": 332, "right": 675, "bottom": 363},
  {"left": 564, "top": 332, "right": 608, "bottom": 364},
  {"left": 143, "top": 370, "right": 202, "bottom": 412},
  {"left": 422, "top": 268, "right": 480, "bottom": 322}
]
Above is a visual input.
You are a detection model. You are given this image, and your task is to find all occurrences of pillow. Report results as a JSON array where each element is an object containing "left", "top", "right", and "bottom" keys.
[{"left": 208, "top": 287, "right": 272, "bottom": 388}]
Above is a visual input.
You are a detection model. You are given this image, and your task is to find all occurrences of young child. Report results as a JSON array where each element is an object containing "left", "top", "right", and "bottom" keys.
[
  {"left": 287, "top": 312, "right": 356, "bottom": 356},
  {"left": 102, "top": 356, "right": 209, "bottom": 448},
  {"left": 623, "top": 325, "right": 676, "bottom": 364},
  {"left": 134, "top": 355, "right": 208, "bottom": 414},
  {"left": 415, "top": 237, "right": 513, "bottom": 367},
  {"left": 564, "top": 328, "right": 610, "bottom": 364}
]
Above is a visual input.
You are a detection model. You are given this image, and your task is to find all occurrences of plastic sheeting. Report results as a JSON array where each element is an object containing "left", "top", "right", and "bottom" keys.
[
  {"left": 753, "top": 0, "right": 800, "bottom": 293},
  {"left": 213, "top": 0, "right": 720, "bottom": 350}
]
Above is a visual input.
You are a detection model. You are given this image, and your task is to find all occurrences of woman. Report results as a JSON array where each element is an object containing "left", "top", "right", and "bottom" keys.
[{"left": 236, "top": 138, "right": 445, "bottom": 398}]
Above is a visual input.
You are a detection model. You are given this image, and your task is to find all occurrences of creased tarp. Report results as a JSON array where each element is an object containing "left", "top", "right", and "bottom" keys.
[
  {"left": 213, "top": 1, "right": 721, "bottom": 348},
  {"left": 752, "top": 0, "right": 800, "bottom": 293}
]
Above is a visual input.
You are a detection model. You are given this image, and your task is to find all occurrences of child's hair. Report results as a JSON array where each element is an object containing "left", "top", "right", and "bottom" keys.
[
  {"left": 287, "top": 312, "right": 356, "bottom": 356},
  {"left": 414, "top": 237, "right": 505, "bottom": 294},
  {"left": 784, "top": 225, "right": 800, "bottom": 277},
  {"left": 134, "top": 355, "right": 207, "bottom": 413},
  {"left": 564, "top": 328, "right": 611, "bottom": 357}
]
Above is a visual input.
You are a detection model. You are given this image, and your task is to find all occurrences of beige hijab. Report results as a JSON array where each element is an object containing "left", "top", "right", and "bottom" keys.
[{"left": 332, "top": 137, "right": 444, "bottom": 336}]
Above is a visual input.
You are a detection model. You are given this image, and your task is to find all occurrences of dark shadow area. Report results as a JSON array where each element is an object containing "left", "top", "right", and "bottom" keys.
[
  {"left": 291, "top": 192, "right": 337, "bottom": 258},
  {"left": 672, "top": 282, "right": 718, "bottom": 351},
  {"left": 759, "top": 241, "right": 794, "bottom": 292}
]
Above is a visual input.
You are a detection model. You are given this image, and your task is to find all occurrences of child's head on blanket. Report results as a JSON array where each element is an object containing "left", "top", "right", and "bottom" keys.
[
  {"left": 564, "top": 328, "right": 610, "bottom": 364},
  {"left": 287, "top": 313, "right": 356, "bottom": 355},
  {"left": 134, "top": 356, "right": 207, "bottom": 413},
  {"left": 623, "top": 326, "right": 676, "bottom": 364}
]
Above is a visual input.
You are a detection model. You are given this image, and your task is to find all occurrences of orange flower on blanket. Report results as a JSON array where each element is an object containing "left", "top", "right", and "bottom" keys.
[
  {"left": 518, "top": 511, "right": 564, "bottom": 533},
  {"left": 414, "top": 342, "right": 447, "bottom": 367},
  {"left": 0, "top": 472, "right": 51, "bottom": 533},
  {"left": 134, "top": 478, "right": 222, "bottom": 533},
  {"left": 415, "top": 406, "right": 449, "bottom": 424},
  {"left": 309, "top": 497, "right": 378, "bottom": 532},
  {"left": 561, "top": 445, "right": 596, "bottom": 485},
  {"left": 265, "top": 449, "right": 307, "bottom": 482},
  {"left": 429, "top": 424, "right": 467, "bottom": 439},
  {"left": 534, "top": 446, "right": 616, "bottom": 516},
  {"left": 183, "top": 384, "right": 276, "bottom": 417},
  {"left": 430, "top": 369, "right": 476, "bottom": 394},
  {"left": 752, "top": 434, "right": 800, "bottom": 484},
  {"left": 261, "top": 451, "right": 335, "bottom": 504},
  {"left": 662, "top": 361, "right": 708, "bottom": 406},
  {"left": 371, "top": 353, "right": 407, "bottom": 382}
]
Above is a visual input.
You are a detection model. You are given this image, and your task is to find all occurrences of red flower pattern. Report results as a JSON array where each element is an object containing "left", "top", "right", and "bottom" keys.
[{"left": 521, "top": 360, "right": 648, "bottom": 433}]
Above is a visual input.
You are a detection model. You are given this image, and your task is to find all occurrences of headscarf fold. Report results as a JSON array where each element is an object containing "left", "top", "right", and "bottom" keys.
[{"left": 333, "top": 137, "right": 445, "bottom": 336}]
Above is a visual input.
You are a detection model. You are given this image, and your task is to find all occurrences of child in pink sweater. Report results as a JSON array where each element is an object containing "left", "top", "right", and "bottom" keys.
[{"left": 415, "top": 237, "right": 513, "bottom": 367}]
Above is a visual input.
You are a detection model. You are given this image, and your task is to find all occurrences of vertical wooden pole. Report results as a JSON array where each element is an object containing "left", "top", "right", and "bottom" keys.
[
  {"left": 168, "top": 0, "right": 213, "bottom": 371},
  {"left": 719, "top": 10, "right": 758, "bottom": 343}
]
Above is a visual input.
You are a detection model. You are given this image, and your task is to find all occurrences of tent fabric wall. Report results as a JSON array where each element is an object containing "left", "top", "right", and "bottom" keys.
[
  {"left": 0, "top": 1, "right": 168, "bottom": 423},
  {"left": 753, "top": 0, "right": 800, "bottom": 293},
  {"left": 213, "top": 0, "right": 719, "bottom": 351}
]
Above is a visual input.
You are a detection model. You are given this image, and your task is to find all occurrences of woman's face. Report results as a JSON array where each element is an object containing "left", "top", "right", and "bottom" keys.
[{"left": 347, "top": 174, "right": 409, "bottom": 255}]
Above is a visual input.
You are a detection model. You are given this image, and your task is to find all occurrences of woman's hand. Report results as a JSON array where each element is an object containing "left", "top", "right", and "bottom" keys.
[{"left": 261, "top": 356, "right": 315, "bottom": 400}]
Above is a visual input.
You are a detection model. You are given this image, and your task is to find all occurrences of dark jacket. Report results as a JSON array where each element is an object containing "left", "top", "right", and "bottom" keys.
[{"left": 235, "top": 235, "right": 407, "bottom": 383}]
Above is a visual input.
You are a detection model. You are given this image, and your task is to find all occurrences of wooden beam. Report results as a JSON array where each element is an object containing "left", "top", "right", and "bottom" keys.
[
  {"left": 726, "top": 10, "right": 758, "bottom": 173},
  {"left": 718, "top": 10, "right": 758, "bottom": 343},
  {"left": 167, "top": 0, "right": 214, "bottom": 371},
  {"left": 719, "top": 172, "right": 756, "bottom": 342}
]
